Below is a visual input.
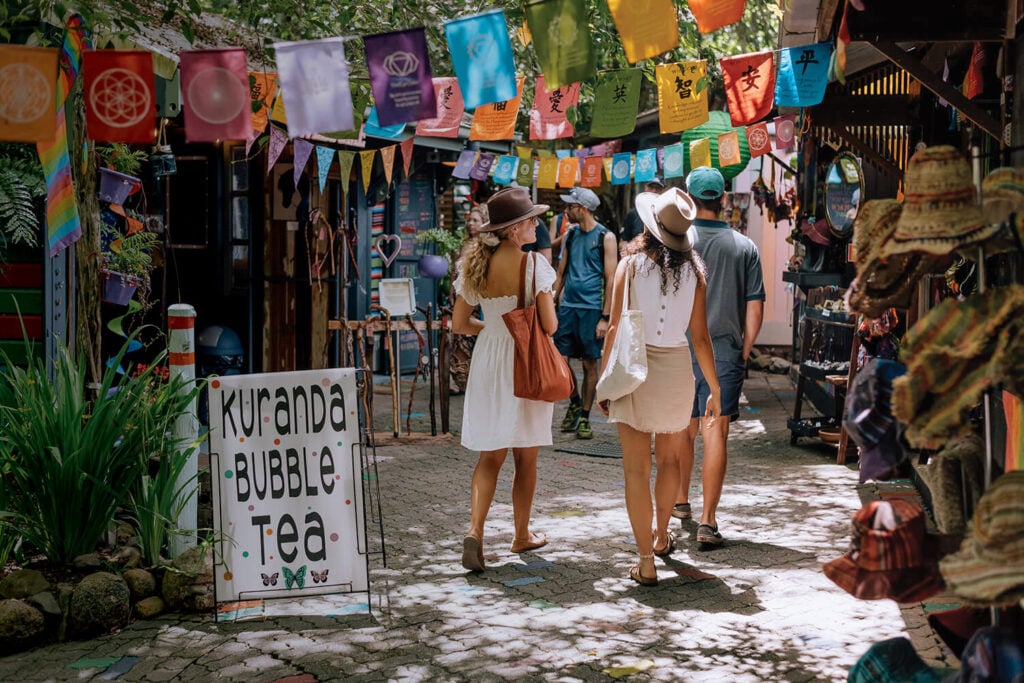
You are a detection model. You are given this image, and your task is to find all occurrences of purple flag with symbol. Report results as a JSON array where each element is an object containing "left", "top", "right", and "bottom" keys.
[
  {"left": 470, "top": 152, "right": 495, "bottom": 181},
  {"left": 452, "top": 150, "right": 477, "bottom": 179},
  {"left": 364, "top": 27, "right": 437, "bottom": 127}
]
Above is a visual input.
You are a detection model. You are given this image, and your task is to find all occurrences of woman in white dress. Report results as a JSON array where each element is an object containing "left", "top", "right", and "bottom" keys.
[
  {"left": 453, "top": 188, "right": 559, "bottom": 572},
  {"left": 598, "top": 188, "right": 722, "bottom": 586}
]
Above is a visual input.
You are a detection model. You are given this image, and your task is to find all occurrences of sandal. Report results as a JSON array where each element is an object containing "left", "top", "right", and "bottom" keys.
[
  {"left": 671, "top": 503, "right": 692, "bottom": 520},
  {"left": 653, "top": 529, "right": 676, "bottom": 557},
  {"left": 462, "top": 535, "right": 485, "bottom": 572},
  {"left": 696, "top": 523, "right": 723, "bottom": 547},
  {"left": 629, "top": 554, "right": 658, "bottom": 586},
  {"left": 510, "top": 532, "right": 548, "bottom": 553}
]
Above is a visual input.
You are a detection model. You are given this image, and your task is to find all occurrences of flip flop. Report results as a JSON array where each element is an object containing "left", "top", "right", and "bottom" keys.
[
  {"left": 653, "top": 529, "right": 676, "bottom": 557},
  {"left": 629, "top": 554, "right": 658, "bottom": 586},
  {"left": 510, "top": 532, "right": 548, "bottom": 553},
  {"left": 462, "top": 535, "right": 485, "bottom": 572}
]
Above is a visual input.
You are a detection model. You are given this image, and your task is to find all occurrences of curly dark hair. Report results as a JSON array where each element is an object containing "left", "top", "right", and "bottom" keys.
[{"left": 621, "top": 231, "right": 707, "bottom": 295}]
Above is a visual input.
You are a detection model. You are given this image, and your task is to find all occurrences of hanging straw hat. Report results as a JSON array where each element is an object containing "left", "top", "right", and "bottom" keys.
[
  {"left": 882, "top": 146, "right": 990, "bottom": 257},
  {"left": 635, "top": 187, "right": 697, "bottom": 252},
  {"left": 481, "top": 188, "right": 549, "bottom": 232},
  {"left": 955, "top": 167, "right": 1024, "bottom": 257}
]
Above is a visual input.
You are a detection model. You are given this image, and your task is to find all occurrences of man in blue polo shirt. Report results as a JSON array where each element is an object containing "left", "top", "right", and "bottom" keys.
[{"left": 674, "top": 166, "right": 765, "bottom": 548}]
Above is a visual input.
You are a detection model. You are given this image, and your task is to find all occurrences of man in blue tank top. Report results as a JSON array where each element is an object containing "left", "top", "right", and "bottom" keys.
[{"left": 552, "top": 187, "right": 618, "bottom": 439}]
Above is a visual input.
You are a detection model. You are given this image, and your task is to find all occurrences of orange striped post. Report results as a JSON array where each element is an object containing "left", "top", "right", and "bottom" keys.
[{"left": 168, "top": 304, "right": 199, "bottom": 556}]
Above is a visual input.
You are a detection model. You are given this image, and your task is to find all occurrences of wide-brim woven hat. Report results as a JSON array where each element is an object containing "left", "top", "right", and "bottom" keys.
[
  {"left": 481, "top": 188, "right": 549, "bottom": 232},
  {"left": 853, "top": 199, "right": 903, "bottom": 271},
  {"left": 939, "top": 470, "right": 1024, "bottom": 605},
  {"left": 883, "top": 145, "right": 990, "bottom": 257},
  {"left": 635, "top": 188, "right": 697, "bottom": 252},
  {"left": 822, "top": 499, "right": 944, "bottom": 603}
]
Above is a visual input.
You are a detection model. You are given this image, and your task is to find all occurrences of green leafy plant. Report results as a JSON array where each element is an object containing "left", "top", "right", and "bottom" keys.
[
  {"left": 97, "top": 143, "right": 148, "bottom": 177},
  {"left": 415, "top": 227, "right": 465, "bottom": 258},
  {"left": 0, "top": 144, "right": 45, "bottom": 253},
  {"left": 102, "top": 226, "right": 161, "bottom": 277}
]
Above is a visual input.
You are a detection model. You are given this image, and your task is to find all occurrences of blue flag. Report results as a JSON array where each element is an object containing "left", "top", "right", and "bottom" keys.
[
  {"left": 611, "top": 152, "right": 632, "bottom": 185},
  {"left": 445, "top": 9, "right": 517, "bottom": 110},
  {"left": 492, "top": 155, "right": 518, "bottom": 185},
  {"left": 775, "top": 43, "right": 833, "bottom": 108},
  {"left": 634, "top": 148, "right": 657, "bottom": 183},
  {"left": 364, "top": 106, "right": 406, "bottom": 139}
]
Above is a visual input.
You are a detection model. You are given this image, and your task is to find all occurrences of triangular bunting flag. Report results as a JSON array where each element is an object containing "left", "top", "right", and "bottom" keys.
[
  {"left": 380, "top": 145, "right": 396, "bottom": 186},
  {"left": 400, "top": 138, "right": 415, "bottom": 178},
  {"left": 656, "top": 61, "right": 709, "bottom": 134},
  {"left": 316, "top": 145, "right": 335, "bottom": 192},
  {"left": 359, "top": 150, "right": 376, "bottom": 193},
  {"left": 337, "top": 150, "right": 355, "bottom": 184},
  {"left": 293, "top": 138, "right": 314, "bottom": 188},
  {"left": 267, "top": 125, "right": 288, "bottom": 175},
  {"left": 720, "top": 51, "right": 775, "bottom": 127},
  {"left": 270, "top": 91, "right": 288, "bottom": 125},
  {"left": 607, "top": 0, "right": 679, "bottom": 64}
]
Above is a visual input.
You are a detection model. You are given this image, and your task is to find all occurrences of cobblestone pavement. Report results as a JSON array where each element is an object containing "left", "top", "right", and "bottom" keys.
[{"left": 0, "top": 369, "right": 960, "bottom": 682}]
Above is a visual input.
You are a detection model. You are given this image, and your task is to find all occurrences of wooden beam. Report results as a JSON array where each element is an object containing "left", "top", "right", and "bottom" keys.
[
  {"left": 831, "top": 126, "right": 903, "bottom": 180},
  {"left": 812, "top": 95, "right": 918, "bottom": 127},
  {"left": 873, "top": 41, "right": 1002, "bottom": 142}
]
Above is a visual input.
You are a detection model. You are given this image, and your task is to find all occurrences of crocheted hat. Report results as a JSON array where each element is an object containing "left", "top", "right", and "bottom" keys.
[{"left": 883, "top": 146, "right": 989, "bottom": 257}]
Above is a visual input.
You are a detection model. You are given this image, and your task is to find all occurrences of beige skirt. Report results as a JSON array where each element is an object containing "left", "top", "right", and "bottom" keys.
[{"left": 608, "top": 345, "right": 695, "bottom": 434}]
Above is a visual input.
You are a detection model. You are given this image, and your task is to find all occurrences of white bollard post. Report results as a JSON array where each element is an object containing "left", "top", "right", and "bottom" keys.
[{"left": 167, "top": 304, "right": 199, "bottom": 556}]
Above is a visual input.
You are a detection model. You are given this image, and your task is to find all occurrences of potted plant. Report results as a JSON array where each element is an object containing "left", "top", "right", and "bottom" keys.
[
  {"left": 414, "top": 227, "right": 466, "bottom": 279},
  {"left": 101, "top": 226, "right": 160, "bottom": 305},
  {"left": 97, "top": 143, "right": 147, "bottom": 205}
]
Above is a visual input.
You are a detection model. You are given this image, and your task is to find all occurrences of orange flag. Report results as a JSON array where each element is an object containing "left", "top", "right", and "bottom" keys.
[
  {"left": 745, "top": 122, "right": 771, "bottom": 158},
  {"left": 718, "top": 131, "right": 741, "bottom": 167},
  {"left": 537, "top": 157, "right": 559, "bottom": 189},
  {"left": 720, "top": 51, "right": 775, "bottom": 127},
  {"left": 963, "top": 42, "right": 984, "bottom": 100},
  {"left": 656, "top": 61, "right": 709, "bottom": 134},
  {"left": 581, "top": 156, "right": 604, "bottom": 188},
  {"left": 689, "top": 0, "right": 747, "bottom": 34},
  {"left": 359, "top": 150, "right": 375, "bottom": 192},
  {"left": 380, "top": 145, "right": 396, "bottom": 185},
  {"left": 0, "top": 45, "right": 58, "bottom": 142},
  {"left": 470, "top": 77, "right": 525, "bottom": 141},
  {"left": 400, "top": 138, "right": 415, "bottom": 178},
  {"left": 607, "top": 0, "right": 679, "bottom": 64},
  {"left": 557, "top": 156, "right": 578, "bottom": 187},
  {"left": 249, "top": 71, "right": 278, "bottom": 135}
]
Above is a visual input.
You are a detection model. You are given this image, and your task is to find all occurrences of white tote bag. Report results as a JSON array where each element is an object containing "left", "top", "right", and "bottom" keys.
[{"left": 596, "top": 258, "right": 647, "bottom": 402}]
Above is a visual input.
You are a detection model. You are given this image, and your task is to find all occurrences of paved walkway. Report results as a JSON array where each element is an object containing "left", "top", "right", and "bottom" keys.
[{"left": 0, "top": 369, "right": 960, "bottom": 682}]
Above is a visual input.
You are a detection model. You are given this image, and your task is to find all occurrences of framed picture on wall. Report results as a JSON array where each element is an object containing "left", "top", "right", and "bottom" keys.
[{"left": 271, "top": 164, "right": 319, "bottom": 221}]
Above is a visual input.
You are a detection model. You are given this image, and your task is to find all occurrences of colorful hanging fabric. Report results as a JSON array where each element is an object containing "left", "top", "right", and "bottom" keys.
[
  {"left": 514, "top": 155, "right": 533, "bottom": 187},
  {"left": 38, "top": 15, "right": 88, "bottom": 257},
  {"left": 293, "top": 138, "right": 313, "bottom": 188},
  {"left": 718, "top": 131, "right": 741, "bottom": 166},
  {"left": 359, "top": 149, "right": 376, "bottom": 192},
  {"left": 607, "top": 0, "right": 679, "bottom": 64},
  {"left": 656, "top": 61, "right": 709, "bottom": 134},
  {"left": 525, "top": 0, "right": 595, "bottom": 89},
  {"left": 445, "top": 9, "right": 518, "bottom": 110},
  {"left": 557, "top": 156, "right": 578, "bottom": 187},
  {"left": 689, "top": 138, "right": 711, "bottom": 169},
  {"left": 530, "top": 76, "right": 579, "bottom": 140},
  {"left": 745, "top": 121, "right": 771, "bottom": 158},
  {"left": 469, "top": 76, "right": 524, "bottom": 141},
  {"left": 274, "top": 37, "right": 354, "bottom": 137},
  {"left": 452, "top": 150, "right": 477, "bottom": 179},
  {"left": 534, "top": 157, "right": 556, "bottom": 188},
  {"left": 270, "top": 91, "right": 288, "bottom": 126},
  {"left": 963, "top": 42, "right": 984, "bottom": 100},
  {"left": 590, "top": 69, "right": 642, "bottom": 138},
  {"left": 364, "top": 106, "right": 406, "bottom": 139},
  {"left": 689, "top": 0, "right": 747, "bottom": 34},
  {"left": 248, "top": 72, "right": 278, "bottom": 135},
  {"left": 720, "top": 51, "right": 775, "bottom": 127},
  {"left": 774, "top": 114, "right": 796, "bottom": 150},
  {"left": 611, "top": 152, "right": 632, "bottom": 185},
  {"left": 337, "top": 150, "right": 356, "bottom": 183},
  {"left": 834, "top": 1, "right": 851, "bottom": 85},
  {"left": 316, "top": 145, "right": 335, "bottom": 192},
  {"left": 363, "top": 27, "right": 436, "bottom": 127},
  {"left": 379, "top": 145, "right": 396, "bottom": 185},
  {"left": 662, "top": 142, "right": 684, "bottom": 178},
  {"left": 581, "top": 156, "right": 603, "bottom": 187},
  {"left": 0, "top": 45, "right": 57, "bottom": 142},
  {"left": 634, "top": 148, "right": 657, "bottom": 183},
  {"left": 399, "top": 137, "right": 415, "bottom": 177},
  {"left": 415, "top": 78, "right": 464, "bottom": 138},
  {"left": 775, "top": 43, "right": 832, "bottom": 108},
  {"left": 469, "top": 152, "right": 495, "bottom": 181},
  {"left": 602, "top": 157, "right": 614, "bottom": 181},
  {"left": 179, "top": 48, "right": 250, "bottom": 142},
  {"left": 492, "top": 155, "right": 518, "bottom": 185},
  {"left": 266, "top": 125, "right": 287, "bottom": 175}
]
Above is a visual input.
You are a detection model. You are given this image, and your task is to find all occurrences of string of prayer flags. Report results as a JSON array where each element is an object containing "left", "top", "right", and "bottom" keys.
[
  {"left": 248, "top": 72, "right": 278, "bottom": 135},
  {"left": 581, "top": 156, "right": 603, "bottom": 187},
  {"left": 611, "top": 152, "right": 632, "bottom": 185},
  {"left": 364, "top": 27, "right": 436, "bottom": 126},
  {"left": 379, "top": 145, "right": 396, "bottom": 185},
  {"left": 590, "top": 69, "right": 642, "bottom": 138},
  {"left": 274, "top": 37, "right": 354, "bottom": 137},
  {"left": 718, "top": 131, "right": 742, "bottom": 167},
  {"left": 557, "top": 156, "right": 578, "bottom": 187},
  {"left": 537, "top": 157, "right": 559, "bottom": 188},
  {"left": 364, "top": 106, "right": 406, "bottom": 139},
  {"left": 266, "top": 125, "right": 287, "bottom": 175},
  {"left": 774, "top": 114, "right": 795, "bottom": 150},
  {"left": 293, "top": 138, "right": 313, "bottom": 187},
  {"left": 515, "top": 154, "right": 535, "bottom": 185},
  {"left": 399, "top": 137, "right": 415, "bottom": 177},
  {"left": 180, "top": 48, "right": 250, "bottom": 142},
  {"left": 337, "top": 150, "right": 355, "bottom": 183},
  {"left": 445, "top": 9, "right": 517, "bottom": 110},
  {"left": 0, "top": 45, "right": 58, "bottom": 142},
  {"left": 689, "top": 0, "right": 747, "bottom": 34},
  {"left": 493, "top": 155, "right": 518, "bottom": 184},
  {"left": 634, "top": 148, "right": 658, "bottom": 183},
  {"left": 745, "top": 121, "right": 771, "bottom": 158},
  {"left": 415, "top": 78, "right": 463, "bottom": 138},
  {"left": 452, "top": 149, "right": 477, "bottom": 179},
  {"left": 607, "top": 0, "right": 679, "bottom": 64},
  {"left": 359, "top": 149, "right": 376, "bottom": 192},
  {"left": 316, "top": 145, "right": 335, "bottom": 192},
  {"left": 689, "top": 137, "right": 712, "bottom": 169},
  {"left": 525, "top": 0, "right": 595, "bottom": 89},
  {"left": 469, "top": 152, "right": 495, "bottom": 181},
  {"left": 83, "top": 50, "right": 155, "bottom": 143},
  {"left": 469, "top": 76, "right": 524, "bottom": 141},
  {"left": 530, "top": 77, "right": 579, "bottom": 140},
  {"left": 720, "top": 51, "right": 775, "bottom": 127},
  {"left": 656, "top": 61, "right": 709, "bottom": 134},
  {"left": 662, "top": 142, "right": 684, "bottom": 178},
  {"left": 775, "top": 42, "right": 832, "bottom": 108}
]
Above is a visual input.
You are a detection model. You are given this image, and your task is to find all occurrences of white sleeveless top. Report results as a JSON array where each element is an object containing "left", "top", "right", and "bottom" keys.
[{"left": 626, "top": 253, "right": 699, "bottom": 348}]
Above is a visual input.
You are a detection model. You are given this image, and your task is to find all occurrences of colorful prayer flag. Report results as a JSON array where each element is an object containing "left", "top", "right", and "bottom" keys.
[
  {"left": 525, "top": 0, "right": 595, "bottom": 89},
  {"left": 415, "top": 78, "right": 464, "bottom": 138},
  {"left": 293, "top": 138, "right": 313, "bottom": 188},
  {"left": 274, "top": 38, "right": 354, "bottom": 137},
  {"left": 721, "top": 51, "right": 775, "bottom": 127},
  {"left": 775, "top": 43, "right": 832, "bottom": 108},
  {"left": 557, "top": 156, "right": 578, "bottom": 187},
  {"left": 662, "top": 142, "right": 684, "bottom": 178},
  {"left": 316, "top": 145, "right": 335, "bottom": 192},
  {"left": 337, "top": 150, "right": 355, "bottom": 183},
  {"left": 603, "top": 157, "right": 614, "bottom": 181},
  {"left": 452, "top": 150, "right": 477, "bottom": 179},
  {"left": 689, "top": 138, "right": 711, "bottom": 169},
  {"left": 515, "top": 155, "right": 535, "bottom": 186},
  {"left": 266, "top": 125, "right": 287, "bottom": 175},
  {"left": 270, "top": 91, "right": 288, "bottom": 125},
  {"left": 537, "top": 157, "right": 559, "bottom": 188},
  {"left": 718, "top": 131, "right": 741, "bottom": 167},
  {"left": 834, "top": 1, "right": 851, "bottom": 85},
  {"left": 470, "top": 152, "right": 495, "bottom": 181},
  {"left": 656, "top": 61, "right": 709, "bottom": 134},
  {"left": 0, "top": 45, "right": 58, "bottom": 142},
  {"left": 445, "top": 9, "right": 518, "bottom": 110},
  {"left": 634, "top": 148, "right": 658, "bottom": 183},
  {"left": 400, "top": 137, "right": 415, "bottom": 177},
  {"left": 359, "top": 149, "right": 376, "bottom": 192},
  {"left": 745, "top": 122, "right": 771, "bottom": 158},
  {"left": 774, "top": 114, "right": 795, "bottom": 150},
  {"left": 83, "top": 50, "right": 155, "bottom": 143},
  {"left": 607, "top": 0, "right": 679, "bottom": 64},
  {"left": 380, "top": 145, "right": 396, "bottom": 185},
  {"left": 363, "top": 27, "right": 436, "bottom": 126},
  {"left": 249, "top": 71, "right": 278, "bottom": 135},
  {"left": 492, "top": 155, "right": 518, "bottom": 184},
  {"left": 963, "top": 42, "right": 984, "bottom": 100},
  {"left": 611, "top": 152, "right": 632, "bottom": 185},
  {"left": 689, "top": 0, "right": 747, "bottom": 34},
  {"left": 529, "top": 76, "right": 579, "bottom": 140},
  {"left": 364, "top": 106, "right": 406, "bottom": 139},
  {"left": 581, "top": 156, "right": 603, "bottom": 188},
  {"left": 469, "top": 76, "right": 524, "bottom": 141},
  {"left": 590, "top": 69, "right": 642, "bottom": 138},
  {"left": 180, "top": 48, "right": 250, "bottom": 142}
]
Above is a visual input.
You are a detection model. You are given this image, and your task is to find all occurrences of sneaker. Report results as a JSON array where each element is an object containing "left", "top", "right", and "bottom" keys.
[
  {"left": 671, "top": 503, "right": 692, "bottom": 520},
  {"left": 576, "top": 417, "right": 593, "bottom": 439},
  {"left": 696, "top": 523, "right": 724, "bottom": 548},
  {"left": 560, "top": 404, "right": 581, "bottom": 432}
]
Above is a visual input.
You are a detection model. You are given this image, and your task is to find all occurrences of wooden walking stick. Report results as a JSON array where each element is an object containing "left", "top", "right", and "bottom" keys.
[
  {"left": 421, "top": 303, "right": 437, "bottom": 436},
  {"left": 371, "top": 304, "right": 400, "bottom": 438},
  {"left": 439, "top": 307, "right": 451, "bottom": 434}
]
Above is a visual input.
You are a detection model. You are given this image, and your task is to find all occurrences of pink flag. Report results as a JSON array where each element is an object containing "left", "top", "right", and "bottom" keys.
[
  {"left": 180, "top": 48, "right": 251, "bottom": 142},
  {"left": 267, "top": 125, "right": 288, "bottom": 175},
  {"left": 380, "top": 145, "right": 396, "bottom": 185},
  {"left": 400, "top": 137, "right": 415, "bottom": 178},
  {"left": 774, "top": 114, "right": 795, "bottom": 150},
  {"left": 529, "top": 77, "right": 579, "bottom": 140},
  {"left": 415, "top": 77, "right": 463, "bottom": 138}
]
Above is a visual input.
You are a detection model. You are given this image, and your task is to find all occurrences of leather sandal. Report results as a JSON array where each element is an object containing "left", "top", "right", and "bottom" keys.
[
  {"left": 653, "top": 529, "right": 676, "bottom": 557},
  {"left": 462, "top": 535, "right": 485, "bottom": 572},
  {"left": 510, "top": 532, "right": 548, "bottom": 553},
  {"left": 629, "top": 554, "right": 658, "bottom": 586}
]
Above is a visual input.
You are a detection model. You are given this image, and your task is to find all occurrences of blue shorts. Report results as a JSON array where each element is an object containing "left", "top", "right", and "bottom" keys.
[
  {"left": 554, "top": 306, "right": 603, "bottom": 360},
  {"left": 691, "top": 358, "right": 746, "bottom": 420}
]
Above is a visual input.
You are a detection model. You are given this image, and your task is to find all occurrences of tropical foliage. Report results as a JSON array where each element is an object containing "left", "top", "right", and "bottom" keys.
[{"left": 0, "top": 144, "right": 44, "bottom": 257}]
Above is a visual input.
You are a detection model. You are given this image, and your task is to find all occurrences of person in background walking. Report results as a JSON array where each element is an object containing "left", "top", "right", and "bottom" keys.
[
  {"left": 548, "top": 205, "right": 577, "bottom": 269},
  {"left": 620, "top": 177, "right": 667, "bottom": 244},
  {"left": 673, "top": 167, "right": 765, "bottom": 548},
  {"left": 600, "top": 187, "right": 721, "bottom": 586},
  {"left": 449, "top": 205, "right": 488, "bottom": 395},
  {"left": 453, "top": 188, "right": 559, "bottom": 572},
  {"left": 553, "top": 187, "right": 618, "bottom": 440}
]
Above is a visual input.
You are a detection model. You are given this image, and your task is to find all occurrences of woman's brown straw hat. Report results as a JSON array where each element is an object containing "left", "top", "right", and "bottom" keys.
[{"left": 481, "top": 188, "right": 549, "bottom": 232}]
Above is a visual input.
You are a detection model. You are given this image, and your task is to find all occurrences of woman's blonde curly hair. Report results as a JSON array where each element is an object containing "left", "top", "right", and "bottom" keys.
[{"left": 455, "top": 222, "right": 513, "bottom": 299}]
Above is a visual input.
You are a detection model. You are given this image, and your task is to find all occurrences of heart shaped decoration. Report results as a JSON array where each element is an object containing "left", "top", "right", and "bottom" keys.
[{"left": 375, "top": 234, "right": 402, "bottom": 268}]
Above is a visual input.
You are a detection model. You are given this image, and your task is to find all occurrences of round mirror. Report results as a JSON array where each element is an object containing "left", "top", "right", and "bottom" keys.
[{"left": 823, "top": 152, "right": 863, "bottom": 239}]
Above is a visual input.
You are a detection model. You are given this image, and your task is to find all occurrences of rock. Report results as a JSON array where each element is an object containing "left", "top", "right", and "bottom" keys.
[
  {"left": 162, "top": 545, "right": 215, "bottom": 613},
  {"left": 172, "top": 545, "right": 214, "bottom": 584},
  {"left": 0, "top": 569, "right": 51, "bottom": 599},
  {"left": 68, "top": 572, "right": 130, "bottom": 638},
  {"left": 122, "top": 569, "right": 157, "bottom": 600},
  {"left": 114, "top": 522, "right": 136, "bottom": 547},
  {"left": 768, "top": 357, "right": 793, "bottom": 374},
  {"left": 0, "top": 599, "right": 45, "bottom": 654},
  {"left": 26, "top": 591, "right": 61, "bottom": 619},
  {"left": 133, "top": 596, "right": 165, "bottom": 619},
  {"left": 748, "top": 354, "right": 773, "bottom": 371},
  {"left": 112, "top": 546, "right": 142, "bottom": 569},
  {"left": 72, "top": 553, "right": 103, "bottom": 570}
]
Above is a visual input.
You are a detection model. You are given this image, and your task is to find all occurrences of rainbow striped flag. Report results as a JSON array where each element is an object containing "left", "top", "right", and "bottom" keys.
[{"left": 37, "top": 15, "right": 89, "bottom": 256}]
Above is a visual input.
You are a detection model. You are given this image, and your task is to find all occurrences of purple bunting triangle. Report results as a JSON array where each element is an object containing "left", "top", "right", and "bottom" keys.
[
  {"left": 293, "top": 138, "right": 314, "bottom": 188},
  {"left": 267, "top": 125, "right": 288, "bottom": 175}
]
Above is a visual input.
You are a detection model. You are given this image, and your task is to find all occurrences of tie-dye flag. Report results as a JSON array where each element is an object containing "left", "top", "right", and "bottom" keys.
[
  {"left": 525, "top": 0, "right": 595, "bottom": 89},
  {"left": 445, "top": 9, "right": 518, "bottom": 109}
]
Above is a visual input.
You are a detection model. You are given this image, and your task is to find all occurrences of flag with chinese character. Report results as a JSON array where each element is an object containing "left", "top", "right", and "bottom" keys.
[
  {"left": 525, "top": 0, "right": 595, "bottom": 89},
  {"left": 745, "top": 122, "right": 771, "bottom": 157},
  {"left": 581, "top": 156, "right": 603, "bottom": 187},
  {"left": 774, "top": 114, "right": 795, "bottom": 150},
  {"left": 607, "top": 0, "right": 679, "bottom": 64},
  {"left": 180, "top": 48, "right": 250, "bottom": 142},
  {"left": 359, "top": 149, "right": 375, "bottom": 192},
  {"left": 590, "top": 69, "right": 642, "bottom": 138},
  {"left": 274, "top": 38, "right": 354, "bottom": 137},
  {"left": 963, "top": 42, "right": 984, "bottom": 100},
  {"left": 775, "top": 42, "right": 832, "bottom": 108},
  {"left": 470, "top": 152, "right": 495, "bottom": 180},
  {"left": 718, "top": 131, "right": 741, "bottom": 166},
  {"left": 0, "top": 45, "right": 58, "bottom": 142},
  {"left": 689, "top": 0, "right": 747, "bottom": 34},
  {"left": 83, "top": 51, "right": 155, "bottom": 143},
  {"left": 248, "top": 72, "right": 278, "bottom": 134},
  {"left": 364, "top": 27, "right": 436, "bottom": 126},
  {"left": 415, "top": 78, "right": 464, "bottom": 138},
  {"left": 452, "top": 150, "right": 477, "bottom": 179},
  {"left": 530, "top": 76, "right": 579, "bottom": 140},
  {"left": 721, "top": 51, "right": 774, "bottom": 126},
  {"left": 493, "top": 155, "right": 518, "bottom": 184},
  {"left": 557, "top": 156, "right": 578, "bottom": 187},
  {"left": 657, "top": 61, "right": 709, "bottom": 134},
  {"left": 515, "top": 154, "right": 535, "bottom": 186},
  {"left": 469, "top": 76, "right": 524, "bottom": 140},
  {"left": 445, "top": 9, "right": 517, "bottom": 109},
  {"left": 634, "top": 148, "right": 657, "bottom": 183},
  {"left": 689, "top": 138, "right": 711, "bottom": 169},
  {"left": 611, "top": 152, "right": 632, "bottom": 185},
  {"left": 662, "top": 142, "right": 685, "bottom": 178}
]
